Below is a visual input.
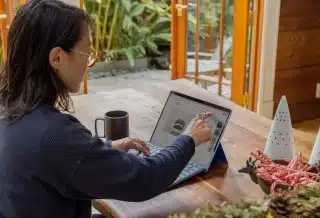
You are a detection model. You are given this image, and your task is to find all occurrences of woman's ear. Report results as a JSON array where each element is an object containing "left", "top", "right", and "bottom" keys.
[{"left": 49, "top": 47, "right": 62, "bottom": 70}]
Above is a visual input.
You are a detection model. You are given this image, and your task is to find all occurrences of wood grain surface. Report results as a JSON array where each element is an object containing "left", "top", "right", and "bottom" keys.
[
  {"left": 275, "top": 0, "right": 320, "bottom": 122},
  {"left": 71, "top": 79, "right": 315, "bottom": 218}
]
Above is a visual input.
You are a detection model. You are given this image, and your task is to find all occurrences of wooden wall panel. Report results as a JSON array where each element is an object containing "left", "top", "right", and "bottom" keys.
[
  {"left": 274, "top": 0, "right": 320, "bottom": 123},
  {"left": 279, "top": 0, "right": 320, "bottom": 17},
  {"left": 276, "top": 29, "right": 320, "bottom": 70},
  {"left": 286, "top": 100, "right": 320, "bottom": 124},
  {"left": 274, "top": 66, "right": 320, "bottom": 104},
  {"left": 278, "top": 15, "right": 320, "bottom": 32}
]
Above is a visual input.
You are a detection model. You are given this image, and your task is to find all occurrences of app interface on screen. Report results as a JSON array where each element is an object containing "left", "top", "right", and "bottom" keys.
[{"left": 151, "top": 94, "right": 230, "bottom": 167}]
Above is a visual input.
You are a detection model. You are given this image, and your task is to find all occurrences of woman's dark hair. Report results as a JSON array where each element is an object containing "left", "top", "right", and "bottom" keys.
[{"left": 0, "top": 0, "right": 91, "bottom": 122}]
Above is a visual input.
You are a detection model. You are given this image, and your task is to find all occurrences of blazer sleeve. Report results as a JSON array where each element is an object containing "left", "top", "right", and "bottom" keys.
[{"left": 39, "top": 113, "right": 195, "bottom": 202}]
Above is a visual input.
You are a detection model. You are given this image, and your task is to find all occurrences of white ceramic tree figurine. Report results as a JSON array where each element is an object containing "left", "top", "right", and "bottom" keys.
[
  {"left": 308, "top": 128, "right": 320, "bottom": 165},
  {"left": 264, "top": 96, "right": 296, "bottom": 160}
]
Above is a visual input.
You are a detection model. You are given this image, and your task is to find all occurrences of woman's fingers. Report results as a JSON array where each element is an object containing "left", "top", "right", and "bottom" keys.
[
  {"left": 202, "top": 112, "right": 213, "bottom": 119},
  {"left": 197, "top": 112, "right": 212, "bottom": 120},
  {"left": 134, "top": 138, "right": 151, "bottom": 154},
  {"left": 195, "top": 118, "right": 206, "bottom": 128},
  {"left": 194, "top": 112, "right": 213, "bottom": 128},
  {"left": 130, "top": 138, "right": 151, "bottom": 156},
  {"left": 134, "top": 142, "right": 151, "bottom": 156}
]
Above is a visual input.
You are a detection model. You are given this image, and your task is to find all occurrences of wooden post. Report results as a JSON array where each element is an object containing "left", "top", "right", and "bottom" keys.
[
  {"left": 172, "top": 0, "right": 188, "bottom": 80},
  {"left": 231, "top": 0, "right": 250, "bottom": 105},
  {"left": 0, "top": 0, "right": 27, "bottom": 62},
  {"left": 194, "top": 0, "right": 199, "bottom": 84},
  {"left": 79, "top": 0, "right": 88, "bottom": 94},
  {"left": 249, "top": 0, "right": 264, "bottom": 112},
  {"left": 7, "top": 0, "right": 13, "bottom": 24},
  {"left": 0, "top": 0, "right": 7, "bottom": 60},
  {"left": 218, "top": 0, "right": 225, "bottom": 96},
  {"left": 170, "top": 0, "right": 177, "bottom": 80}
]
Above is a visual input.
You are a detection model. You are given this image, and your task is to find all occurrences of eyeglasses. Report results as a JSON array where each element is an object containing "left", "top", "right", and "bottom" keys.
[{"left": 70, "top": 48, "right": 99, "bottom": 67}]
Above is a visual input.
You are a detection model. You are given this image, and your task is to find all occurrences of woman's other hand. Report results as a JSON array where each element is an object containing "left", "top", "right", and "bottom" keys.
[
  {"left": 183, "top": 112, "right": 213, "bottom": 146},
  {"left": 112, "top": 137, "right": 151, "bottom": 156}
]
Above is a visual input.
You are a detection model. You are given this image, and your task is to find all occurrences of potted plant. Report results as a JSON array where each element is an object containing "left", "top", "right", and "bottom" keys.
[
  {"left": 201, "top": 0, "right": 217, "bottom": 54},
  {"left": 84, "top": 0, "right": 203, "bottom": 73},
  {"left": 84, "top": 0, "right": 172, "bottom": 72}
]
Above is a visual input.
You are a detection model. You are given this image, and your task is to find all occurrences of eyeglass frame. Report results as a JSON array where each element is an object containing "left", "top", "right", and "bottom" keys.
[{"left": 69, "top": 48, "right": 99, "bottom": 67}]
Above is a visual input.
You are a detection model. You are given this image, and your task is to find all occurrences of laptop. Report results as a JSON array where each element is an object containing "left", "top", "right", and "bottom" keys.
[{"left": 130, "top": 91, "right": 232, "bottom": 187}]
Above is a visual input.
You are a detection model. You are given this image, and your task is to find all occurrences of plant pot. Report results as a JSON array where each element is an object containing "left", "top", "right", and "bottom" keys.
[
  {"left": 114, "top": 58, "right": 148, "bottom": 70},
  {"left": 149, "top": 56, "right": 170, "bottom": 70},
  {"left": 88, "top": 58, "right": 148, "bottom": 73},
  {"left": 88, "top": 61, "right": 111, "bottom": 73},
  {"left": 203, "top": 24, "right": 217, "bottom": 54}
]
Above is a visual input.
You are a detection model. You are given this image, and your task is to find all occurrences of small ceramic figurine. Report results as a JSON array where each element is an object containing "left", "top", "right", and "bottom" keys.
[{"left": 264, "top": 96, "right": 296, "bottom": 161}]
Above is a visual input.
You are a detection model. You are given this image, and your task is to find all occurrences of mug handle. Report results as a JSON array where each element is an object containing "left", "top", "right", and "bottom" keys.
[{"left": 95, "top": 117, "right": 105, "bottom": 138}]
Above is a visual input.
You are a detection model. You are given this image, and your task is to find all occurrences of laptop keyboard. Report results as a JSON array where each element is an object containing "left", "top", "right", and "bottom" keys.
[
  {"left": 147, "top": 142, "right": 163, "bottom": 154},
  {"left": 129, "top": 142, "right": 205, "bottom": 186}
]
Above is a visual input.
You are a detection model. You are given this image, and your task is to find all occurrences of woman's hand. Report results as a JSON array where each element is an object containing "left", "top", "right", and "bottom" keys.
[
  {"left": 183, "top": 112, "right": 213, "bottom": 146},
  {"left": 112, "top": 137, "right": 151, "bottom": 156}
]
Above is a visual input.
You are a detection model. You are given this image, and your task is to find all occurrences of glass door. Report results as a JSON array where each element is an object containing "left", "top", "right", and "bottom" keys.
[{"left": 170, "top": 0, "right": 264, "bottom": 111}]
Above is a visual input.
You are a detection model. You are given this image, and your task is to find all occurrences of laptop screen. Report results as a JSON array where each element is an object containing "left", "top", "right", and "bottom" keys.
[{"left": 150, "top": 91, "right": 231, "bottom": 169}]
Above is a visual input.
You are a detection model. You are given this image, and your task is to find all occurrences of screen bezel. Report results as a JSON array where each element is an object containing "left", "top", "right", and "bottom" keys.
[{"left": 150, "top": 91, "right": 232, "bottom": 168}]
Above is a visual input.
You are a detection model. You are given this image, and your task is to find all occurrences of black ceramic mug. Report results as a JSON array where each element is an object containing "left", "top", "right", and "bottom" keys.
[{"left": 95, "top": 110, "right": 129, "bottom": 140}]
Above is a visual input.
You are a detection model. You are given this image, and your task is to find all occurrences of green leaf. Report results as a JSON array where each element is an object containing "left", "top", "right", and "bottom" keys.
[
  {"left": 131, "top": 1, "right": 139, "bottom": 8},
  {"left": 153, "top": 33, "right": 171, "bottom": 42},
  {"left": 154, "top": 4, "right": 165, "bottom": 14},
  {"left": 83, "top": 0, "right": 99, "bottom": 14},
  {"left": 139, "top": 26, "right": 151, "bottom": 34},
  {"left": 149, "top": 16, "right": 169, "bottom": 29},
  {"left": 130, "top": 4, "right": 146, "bottom": 17},
  {"left": 188, "top": 14, "right": 197, "bottom": 25},
  {"left": 156, "top": 16, "right": 170, "bottom": 24},
  {"left": 122, "top": 15, "right": 134, "bottom": 30},
  {"left": 145, "top": 3, "right": 156, "bottom": 11},
  {"left": 120, "top": 0, "right": 132, "bottom": 12},
  {"left": 124, "top": 48, "right": 135, "bottom": 67},
  {"left": 145, "top": 39, "right": 161, "bottom": 55},
  {"left": 138, "top": 45, "right": 146, "bottom": 56}
]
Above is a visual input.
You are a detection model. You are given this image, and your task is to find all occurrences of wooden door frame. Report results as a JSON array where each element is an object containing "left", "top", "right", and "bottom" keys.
[
  {"left": 249, "top": 0, "right": 264, "bottom": 112},
  {"left": 79, "top": 0, "right": 88, "bottom": 94},
  {"left": 171, "top": 0, "right": 266, "bottom": 112},
  {"left": 0, "top": 0, "right": 8, "bottom": 59},
  {"left": 170, "top": 0, "right": 178, "bottom": 80},
  {"left": 170, "top": 0, "right": 188, "bottom": 80},
  {"left": 0, "top": 0, "right": 88, "bottom": 93},
  {"left": 231, "top": 0, "right": 250, "bottom": 106},
  {"left": 256, "top": 0, "right": 281, "bottom": 119},
  {"left": 0, "top": 0, "right": 27, "bottom": 61}
]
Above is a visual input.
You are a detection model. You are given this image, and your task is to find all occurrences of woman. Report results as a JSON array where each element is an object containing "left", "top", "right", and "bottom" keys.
[{"left": 0, "top": 1, "right": 212, "bottom": 218}]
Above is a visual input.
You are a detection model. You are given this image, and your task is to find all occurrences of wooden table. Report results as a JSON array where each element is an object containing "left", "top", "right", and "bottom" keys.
[{"left": 71, "top": 79, "right": 315, "bottom": 218}]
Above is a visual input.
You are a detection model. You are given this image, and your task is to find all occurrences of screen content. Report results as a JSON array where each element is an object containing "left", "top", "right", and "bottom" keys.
[{"left": 150, "top": 93, "right": 230, "bottom": 168}]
